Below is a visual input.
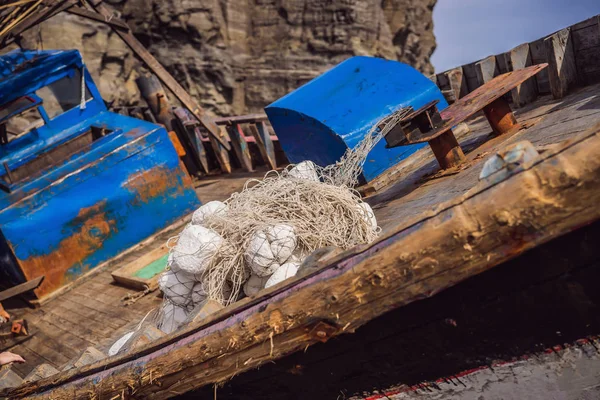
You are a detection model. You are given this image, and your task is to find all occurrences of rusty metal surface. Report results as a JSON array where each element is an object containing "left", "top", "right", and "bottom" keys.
[
  {"left": 385, "top": 64, "right": 548, "bottom": 146},
  {"left": 0, "top": 50, "right": 200, "bottom": 299}
]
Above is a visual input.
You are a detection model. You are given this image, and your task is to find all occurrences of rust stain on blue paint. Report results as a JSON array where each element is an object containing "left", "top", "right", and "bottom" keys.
[{"left": 0, "top": 49, "right": 201, "bottom": 297}]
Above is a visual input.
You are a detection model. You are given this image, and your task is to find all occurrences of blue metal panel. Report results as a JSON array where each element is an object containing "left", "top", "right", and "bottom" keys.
[
  {"left": 0, "top": 50, "right": 200, "bottom": 296},
  {"left": 265, "top": 56, "right": 448, "bottom": 182}
]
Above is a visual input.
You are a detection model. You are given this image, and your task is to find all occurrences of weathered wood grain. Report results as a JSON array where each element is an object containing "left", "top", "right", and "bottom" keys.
[
  {"left": 475, "top": 55, "right": 499, "bottom": 86},
  {"left": 462, "top": 62, "right": 480, "bottom": 92},
  {"left": 505, "top": 43, "right": 538, "bottom": 107},
  {"left": 444, "top": 67, "right": 468, "bottom": 100},
  {"left": 209, "top": 131, "right": 232, "bottom": 174},
  {"left": 529, "top": 38, "right": 551, "bottom": 93},
  {"left": 226, "top": 124, "right": 254, "bottom": 172},
  {"left": 10, "top": 124, "right": 600, "bottom": 399},
  {"left": 545, "top": 28, "right": 580, "bottom": 99},
  {"left": 111, "top": 244, "right": 168, "bottom": 291},
  {"left": 248, "top": 123, "right": 277, "bottom": 170},
  {"left": 0, "top": 276, "right": 43, "bottom": 302}
]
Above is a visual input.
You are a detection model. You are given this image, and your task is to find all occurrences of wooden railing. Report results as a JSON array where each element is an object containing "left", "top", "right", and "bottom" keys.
[{"left": 433, "top": 15, "right": 600, "bottom": 106}]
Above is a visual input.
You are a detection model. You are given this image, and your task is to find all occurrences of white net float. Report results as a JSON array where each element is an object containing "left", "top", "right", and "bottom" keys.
[
  {"left": 171, "top": 225, "right": 223, "bottom": 274},
  {"left": 191, "top": 200, "right": 228, "bottom": 226},
  {"left": 265, "top": 261, "right": 300, "bottom": 289}
]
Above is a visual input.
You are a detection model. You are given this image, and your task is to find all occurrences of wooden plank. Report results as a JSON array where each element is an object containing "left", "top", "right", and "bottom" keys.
[
  {"left": 87, "top": 2, "right": 231, "bottom": 151},
  {"left": 575, "top": 46, "right": 600, "bottom": 84},
  {"left": 0, "top": 367, "right": 23, "bottom": 390},
  {"left": 505, "top": 43, "right": 538, "bottom": 107},
  {"left": 24, "top": 364, "right": 59, "bottom": 383},
  {"left": 444, "top": 66, "right": 468, "bottom": 100},
  {"left": 435, "top": 72, "right": 450, "bottom": 90},
  {"left": 226, "top": 124, "right": 254, "bottom": 172},
  {"left": 37, "top": 310, "right": 101, "bottom": 346},
  {"left": 529, "top": 38, "right": 551, "bottom": 94},
  {"left": 572, "top": 21, "right": 600, "bottom": 50},
  {"left": 49, "top": 302, "right": 122, "bottom": 336},
  {"left": 545, "top": 27, "right": 580, "bottom": 99},
  {"left": 66, "top": 6, "right": 129, "bottom": 30},
  {"left": 209, "top": 131, "right": 232, "bottom": 173},
  {"left": 213, "top": 113, "right": 268, "bottom": 125},
  {"left": 570, "top": 14, "right": 600, "bottom": 31},
  {"left": 20, "top": 335, "right": 70, "bottom": 367},
  {"left": 249, "top": 122, "right": 277, "bottom": 170},
  {"left": 255, "top": 122, "right": 277, "bottom": 169},
  {"left": 21, "top": 330, "right": 76, "bottom": 364},
  {"left": 1, "top": 0, "right": 75, "bottom": 43},
  {"left": 475, "top": 55, "right": 499, "bottom": 86},
  {"left": 11, "top": 124, "right": 600, "bottom": 399},
  {"left": 0, "top": 276, "right": 44, "bottom": 302},
  {"left": 6, "top": 346, "right": 41, "bottom": 377},
  {"left": 462, "top": 62, "right": 480, "bottom": 92},
  {"left": 112, "top": 244, "right": 169, "bottom": 291},
  {"left": 172, "top": 110, "right": 210, "bottom": 174},
  {"left": 25, "top": 314, "right": 96, "bottom": 352}
]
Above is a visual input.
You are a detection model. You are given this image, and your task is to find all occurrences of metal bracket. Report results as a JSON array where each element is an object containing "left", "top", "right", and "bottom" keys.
[{"left": 384, "top": 100, "right": 443, "bottom": 147}]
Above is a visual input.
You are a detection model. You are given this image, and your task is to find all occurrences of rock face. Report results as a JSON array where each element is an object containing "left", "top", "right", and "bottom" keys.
[{"left": 18, "top": 0, "right": 436, "bottom": 116}]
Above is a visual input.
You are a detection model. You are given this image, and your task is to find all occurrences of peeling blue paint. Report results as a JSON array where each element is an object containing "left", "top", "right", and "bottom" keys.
[
  {"left": 0, "top": 49, "right": 200, "bottom": 295},
  {"left": 265, "top": 56, "right": 448, "bottom": 182}
]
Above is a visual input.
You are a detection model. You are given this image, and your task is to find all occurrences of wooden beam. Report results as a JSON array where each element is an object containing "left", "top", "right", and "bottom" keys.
[
  {"left": 209, "top": 130, "right": 232, "bottom": 173},
  {"left": 504, "top": 43, "right": 538, "bottom": 107},
  {"left": 213, "top": 113, "right": 268, "bottom": 125},
  {"left": 444, "top": 66, "right": 468, "bottom": 100},
  {"left": 226, "top": 123, "right": 253, "bottom": 172},
  {"left": 0, "top": 0, "right": 37, "bottom": 11},
  {"left": 66, "top": 6, "right": 129, "bottom": 30},
  {"left": 4, "top": 0, "right": 76, "bottom": 46},
  {"left": 10, "top": 125, "right": 600, "bottom": 399},
  {"left": 87, "top": 2, "right": 231, "bottom": 151},
  {"left": 475, "top": 55, "right": 500, "bottom": 86},
  {"left": 544, "top": 27, "right": 579, "bottom": 99},
  {"left": 0, "top": 276, "right": 44, "bottom": 302},
  {"left": 0, "top": 0, "right": 42, "bottom": 38},
  {"left": 249, "top": 122, "right": 277, "bottom": 170},
  {"left": 528, "top": 38, "right": 551, "bottom": 94}
]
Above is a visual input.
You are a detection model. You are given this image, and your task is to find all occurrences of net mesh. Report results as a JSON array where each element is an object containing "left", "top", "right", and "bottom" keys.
[{"left": 158, "top": 107, "right": 409, "bottom": 332}]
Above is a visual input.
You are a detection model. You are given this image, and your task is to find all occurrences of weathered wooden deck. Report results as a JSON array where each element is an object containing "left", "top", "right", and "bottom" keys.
[{"left": 2, "top": 77, "right": 599, "bottom": 395}]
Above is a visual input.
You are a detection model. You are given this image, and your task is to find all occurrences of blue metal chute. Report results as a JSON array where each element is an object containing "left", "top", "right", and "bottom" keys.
[{"left": 265, "top": 56, "right": 448, "bottom": 182}]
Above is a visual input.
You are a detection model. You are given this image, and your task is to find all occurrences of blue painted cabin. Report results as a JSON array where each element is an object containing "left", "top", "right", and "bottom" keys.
[
  {"left": 265, "top": 56, "right": 448, "bottom": 183},
  {"left": 0, "top": 49, "right": 200, "bottom": 298}
]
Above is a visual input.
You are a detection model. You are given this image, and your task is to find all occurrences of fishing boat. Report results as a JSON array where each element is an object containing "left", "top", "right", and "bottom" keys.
[{"left": 1, "top": 5, "right": 600, "bottom": 399}]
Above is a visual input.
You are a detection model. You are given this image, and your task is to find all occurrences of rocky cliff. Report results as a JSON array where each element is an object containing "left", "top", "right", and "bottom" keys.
[{"left": 18, "top": 0, "right": 436, "bottom": 116}]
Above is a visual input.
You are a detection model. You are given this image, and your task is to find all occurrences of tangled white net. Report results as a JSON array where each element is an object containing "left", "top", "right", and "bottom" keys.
[{"left": 157, "top": 107, "right": 410, "bottom": 333}]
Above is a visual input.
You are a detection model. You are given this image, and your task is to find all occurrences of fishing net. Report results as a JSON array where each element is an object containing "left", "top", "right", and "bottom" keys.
[{"left": 157, "top": 107, "right": 410, "bottom": 333}]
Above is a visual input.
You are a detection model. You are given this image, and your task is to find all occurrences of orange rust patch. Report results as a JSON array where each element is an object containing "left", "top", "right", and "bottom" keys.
[
  {"left": 125, "top": 168, "right": 171, "bottom": 203},
  {"left": 15, "top": 201, "right": 117, "bottom": 298},
  {"left": 125, "top": 166, "right": 189, "bottom": 204},
  {"left": 168, "top": 131, "right": 187, "bottom": 157}
]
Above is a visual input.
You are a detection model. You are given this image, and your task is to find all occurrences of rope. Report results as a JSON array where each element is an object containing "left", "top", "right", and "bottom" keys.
[
  {"left": 80, "top": 65, "right": 86, "bottom": 110},
  {"left": 157, "top": 109, "right": 409, "bottom": 331}
]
